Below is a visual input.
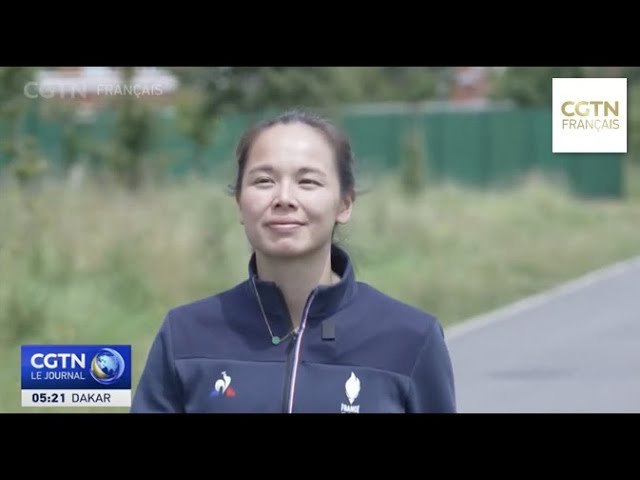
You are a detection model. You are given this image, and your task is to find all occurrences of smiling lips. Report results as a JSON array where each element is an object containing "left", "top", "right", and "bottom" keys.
[{"left": 266, "top": 221, "right": 305, "bottom": 232}]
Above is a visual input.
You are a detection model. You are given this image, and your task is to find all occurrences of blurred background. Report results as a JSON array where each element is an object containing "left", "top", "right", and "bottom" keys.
[{"left": 1, "top": 66, "right": 639, "bottom": 412}]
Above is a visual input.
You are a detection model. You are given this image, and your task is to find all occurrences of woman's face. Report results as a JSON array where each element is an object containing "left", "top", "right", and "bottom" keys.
[{"left": 237, "top": 122, "right": 352, "bottom": 259}]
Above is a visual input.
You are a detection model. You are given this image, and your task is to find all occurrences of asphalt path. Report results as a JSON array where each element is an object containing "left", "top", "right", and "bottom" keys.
[{"left": 445, "top": 256, "right": 640, "bottom": 413}]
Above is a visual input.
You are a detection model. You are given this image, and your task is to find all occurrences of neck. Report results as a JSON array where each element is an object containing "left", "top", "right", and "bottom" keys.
[{"left": 255, "top": 244, "right": 338, "bottom": 328}]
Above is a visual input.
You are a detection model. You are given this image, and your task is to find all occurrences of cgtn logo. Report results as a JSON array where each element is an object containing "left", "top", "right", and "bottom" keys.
[
  {"left": 21, "top": 345, "right": 131, "bottom": 408},
  {"left": 552, "top": 78, "right": 627, "bottom": 153}
]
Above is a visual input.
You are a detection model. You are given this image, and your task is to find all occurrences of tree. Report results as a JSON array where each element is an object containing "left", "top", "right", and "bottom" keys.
[
  {"left": 0, "top": 67, "right": 46, "bottom": 184},
  {"left": 109, "top": 67, "right": 154, "bottom": 190},
  {"left": 170, "top": 67, "right": 249, "bottom": 173},
  {"left": 490, "top": 67, "right": 586, "bottom": 106}
]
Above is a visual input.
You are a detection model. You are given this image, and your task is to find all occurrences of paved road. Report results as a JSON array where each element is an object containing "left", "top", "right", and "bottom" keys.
[{"left": 445, "top": 256, "right": 640, "bottom": 413}]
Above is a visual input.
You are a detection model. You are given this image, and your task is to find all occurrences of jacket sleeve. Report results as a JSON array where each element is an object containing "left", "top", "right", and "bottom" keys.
[
  {"left": 130, "top": 312, "right": 184, "bottom": 413},
  {"left": 406, "top": 320, "right": 457, "bottom": 413}
]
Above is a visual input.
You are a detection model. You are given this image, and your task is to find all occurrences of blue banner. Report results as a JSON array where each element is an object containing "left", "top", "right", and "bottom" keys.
[{"left": 21, "top": 345, "right": 131, "bottom": 390}]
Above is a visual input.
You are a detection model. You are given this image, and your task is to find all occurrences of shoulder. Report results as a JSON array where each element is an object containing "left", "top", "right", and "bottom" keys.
[
  {"left": 345, "top": 282, "right": 447, "bottom": 377},
  {"left": 155, "top": 280, "right": 251, "bottom": 357},
  {"left": 163, "top": 280, "right": 248, "bottom": 329},
  {"left": 355, "top": 282, "right": 443, "bottom": 339}
]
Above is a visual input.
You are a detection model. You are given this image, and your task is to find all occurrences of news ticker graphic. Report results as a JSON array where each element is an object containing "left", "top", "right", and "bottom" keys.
[{"left": 21, "top": 345, "right": 131, "bottom": 407}]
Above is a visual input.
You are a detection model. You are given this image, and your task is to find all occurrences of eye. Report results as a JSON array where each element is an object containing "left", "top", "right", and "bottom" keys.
[
  {"left": 300, "top": 179, "right": 321, "bottom": 186},
  {"left": 254, "top": 177, "right": 273, "bottom": 185}
]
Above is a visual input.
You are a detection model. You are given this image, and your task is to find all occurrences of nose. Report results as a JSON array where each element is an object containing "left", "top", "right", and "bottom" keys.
[{"left": 273, "top": 181, "right": 297, "bottom": 210}]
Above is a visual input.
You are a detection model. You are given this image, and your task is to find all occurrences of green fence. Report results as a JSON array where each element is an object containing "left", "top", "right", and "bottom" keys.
[
  {"left": 0, "top": 103, "right": 624, "bottom": 198},
  {"left": 336, "top": 105, "right": 623, "bottom": 198}
]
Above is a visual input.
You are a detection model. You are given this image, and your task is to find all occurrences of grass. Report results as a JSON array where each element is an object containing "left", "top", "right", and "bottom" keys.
[{"left": 2, "top": 163, "right": 640, "bottom": 413}]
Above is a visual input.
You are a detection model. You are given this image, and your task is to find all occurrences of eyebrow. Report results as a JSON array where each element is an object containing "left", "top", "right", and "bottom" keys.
[
  {"left": 246, "top": 165, "right": 276, "bottom": 176},
  {"left": 298, "top": 167, "right": 327, "bottom": 178},
  {"left": 246, "top": 165, "right": 327, "bottom": 178}
]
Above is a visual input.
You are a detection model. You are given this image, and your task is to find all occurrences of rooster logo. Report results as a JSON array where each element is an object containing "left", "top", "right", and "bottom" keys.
[
  {"left": 345, "top": 372, "right": 361, "bottom": 405},
  {"left": 210, "top": 371, "right": 236, "bottom": 397}
]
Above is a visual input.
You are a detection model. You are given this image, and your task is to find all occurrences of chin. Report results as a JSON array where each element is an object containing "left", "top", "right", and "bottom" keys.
[
  {"left": 257, "top": 240, "right": 324, "bottom": 260},
  {"left": 261, "top": 245, "right": 309, "bottom": 259}
]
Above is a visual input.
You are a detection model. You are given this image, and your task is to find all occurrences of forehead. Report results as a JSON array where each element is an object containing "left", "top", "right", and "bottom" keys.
[{"left": 248, "top": 123, "right": 335, "bottom": 171}]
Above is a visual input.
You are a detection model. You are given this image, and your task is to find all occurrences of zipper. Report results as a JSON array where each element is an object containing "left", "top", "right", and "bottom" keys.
[
  {"left": 281, "top": 335, "right": 297, "bottom": 412},
  {"left": 273, "top": 287, "right": 299, "bottom": 412},
  {"left": 282, "top": 289, "right": 317, "bottom": 413}
]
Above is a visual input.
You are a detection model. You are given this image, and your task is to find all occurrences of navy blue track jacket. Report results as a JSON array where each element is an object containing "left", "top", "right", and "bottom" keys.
[{"left": 131, "top": 246, "right": 456, "bottom": 413}]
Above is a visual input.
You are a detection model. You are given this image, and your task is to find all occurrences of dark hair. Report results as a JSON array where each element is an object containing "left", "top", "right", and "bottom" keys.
[{"left": 231, "top": 109, "right": 356, "bottom": 202}]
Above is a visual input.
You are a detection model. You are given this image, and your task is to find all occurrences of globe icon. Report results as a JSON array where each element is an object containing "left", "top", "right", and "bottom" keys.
[{"left": 90, "top": 348, "right": 125, "bottom": 385}]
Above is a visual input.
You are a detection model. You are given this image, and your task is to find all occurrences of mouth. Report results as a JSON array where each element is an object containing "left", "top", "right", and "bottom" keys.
[{"left": 266, "top": 222, "right": 305, "bottom": 231}]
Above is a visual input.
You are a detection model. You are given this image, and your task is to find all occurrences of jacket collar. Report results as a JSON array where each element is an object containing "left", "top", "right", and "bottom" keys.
[{"left": 246, "top": 244, "right": 358, "bottom": 324}]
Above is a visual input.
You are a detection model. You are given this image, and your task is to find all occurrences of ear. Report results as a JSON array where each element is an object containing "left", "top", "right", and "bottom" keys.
[{"left": 336, "top": 193, "right": 354, "bottom": 225}]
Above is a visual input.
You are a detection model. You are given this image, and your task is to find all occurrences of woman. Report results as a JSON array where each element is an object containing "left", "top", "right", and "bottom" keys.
[{"left": 131, "top": 110, "right": 456, "bottom": 413}]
